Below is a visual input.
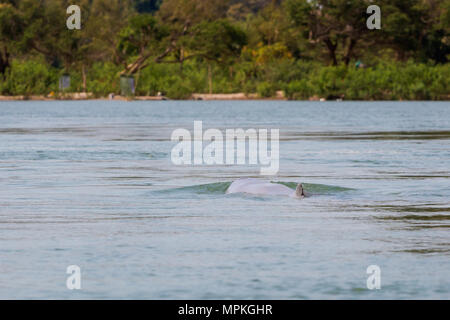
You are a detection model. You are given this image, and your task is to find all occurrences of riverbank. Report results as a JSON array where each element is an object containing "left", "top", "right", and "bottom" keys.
[
  {"left": 2, "top": 60, "right": 448, "bottom": 101},
  {"left": 0, "top": 94, "right": 165, "bottom": 101},
  {"left": 0, "top": 91, "right": 289, "bottom": 102},
  {"left": 0, "top": 91, "right": 448, "bottom": 102}
]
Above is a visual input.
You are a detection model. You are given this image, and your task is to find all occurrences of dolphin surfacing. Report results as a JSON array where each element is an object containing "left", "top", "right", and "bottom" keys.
[{"left": 226, "top": 178, "right": 305, "bottom": 198}]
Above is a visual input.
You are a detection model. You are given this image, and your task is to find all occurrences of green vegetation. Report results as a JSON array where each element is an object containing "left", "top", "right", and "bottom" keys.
[{"left": 0, "top": 0, "right": 448, "bottom": 100}]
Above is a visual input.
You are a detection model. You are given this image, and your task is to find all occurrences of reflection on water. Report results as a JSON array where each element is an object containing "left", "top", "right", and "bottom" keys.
[
  {"left": 0, "top": 100, "right": 449, "bottom": 299},
  {"left": 283, "top": 130, "right": 450, "bottom": 140},
  {"left": 377, "top": 214, "right": 450, "bottom": 220},
  {"left": 401, "top": 248, "right": 450, "bottom": 254}
]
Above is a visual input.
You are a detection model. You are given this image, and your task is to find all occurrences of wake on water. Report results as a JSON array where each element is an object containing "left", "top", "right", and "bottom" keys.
[{"left": 154, "top": 181, "right": 353, "bottom": 197}]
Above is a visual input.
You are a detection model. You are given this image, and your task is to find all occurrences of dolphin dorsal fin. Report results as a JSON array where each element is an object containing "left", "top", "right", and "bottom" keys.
[{"left": 295, "top": 184, "right": 305, "bottom": 198}]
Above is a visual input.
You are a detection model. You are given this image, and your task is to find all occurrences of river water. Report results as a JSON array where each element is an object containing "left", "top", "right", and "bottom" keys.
[{"left": 0, "top": 100, "right": 449, "bottom": 299}]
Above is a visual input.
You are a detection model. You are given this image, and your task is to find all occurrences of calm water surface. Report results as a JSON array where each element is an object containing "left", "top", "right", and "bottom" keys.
[{"left": 0, "top": 101, "right": 449, "bottom": 299}]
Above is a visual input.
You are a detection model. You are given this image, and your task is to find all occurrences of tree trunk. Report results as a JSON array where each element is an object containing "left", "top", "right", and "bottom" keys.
[
  {"left": 124, "top": 56, "right": 147, "bottom": 75},
  {"left": 135, "top": 69, "right": 140, "bottom": 92},
  {"left": 208, "top": 63, "right": 213, "bottom": 94},
  {"left": 179, "top": 48, "right": 184, "bottom": 74},
  {"left": 343, "top": 38, "right": 357, "bottom": 66},
  {"left": 324, "top": 38, "right": 338, "bottom": 66},
  {"left": 395, "top": 48, "right": 406, "bottom": 61},
  {"left": 122, "top": 46, "right": 174, "bottom": 76},
  {"left": 0, "top": 46, "right": 10, "bottom": 75},
  {"left": 81, "top": 65, "right": 87, "bottom": 92}
]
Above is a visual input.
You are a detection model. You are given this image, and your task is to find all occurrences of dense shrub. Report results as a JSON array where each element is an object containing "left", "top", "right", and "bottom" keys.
[
  {"left": 256, "top": 81, "right": 277, "bottom": 97},
  {"left": 0, "top": 59, "right": 58, "bottom": 96},
  {"left": 283, "top": 61, "right": 449, "bottom": 100},
  {"left": 1, "top": 58, "right": 448, "bottom": 100},
  {"left": 87, "top": 62, "right": 122, "bottom": 96},
  {"left": 284, "top": 79, "right": 312, "bottom": 100}
]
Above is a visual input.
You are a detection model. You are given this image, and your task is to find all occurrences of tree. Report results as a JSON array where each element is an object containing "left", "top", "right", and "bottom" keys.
[
  {"left": 227, "top": 0, "right": 278, "bottom": 20},
  {"left": 118, "top": 14, "right": 169, "bottom": 75},
  {"left": 158, "top": 0, "right": 230, "bottom": 26},
  {"left": 134, "top": 0, "right": 162, "bottom": 13},
  {"left": 286, "top": 0, "right": 370, "bottom": 66},
  {"left": 154, "top": 0, "right": 234, "bottom": 73},
  {"left": 117, "top": 0, "right": 238, "bottom": 76},
  {"left": 183, "top": 19, "right": 247, "bottom": 93},
  {"left": 84, "top": 0, "right": 134, "bottom": 71},
  {"left": 378, "top": 0, "right": 449, "bottom": 63},
  {"left": 0, "top": 1, "right": 22, "bottom": 75}
]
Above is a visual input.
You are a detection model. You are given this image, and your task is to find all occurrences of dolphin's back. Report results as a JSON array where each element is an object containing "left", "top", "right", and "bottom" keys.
[{"left": 226, "top": 178, "right": 294, "bottom": 197}]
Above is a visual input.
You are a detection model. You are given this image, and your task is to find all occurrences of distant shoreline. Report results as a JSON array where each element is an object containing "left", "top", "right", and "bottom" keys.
[
  {"left": 0, "top": 93, "right": 448, "bottom": 102},
  {"left": 0, "top": 92, "right": 289, "bottom": 102}
]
